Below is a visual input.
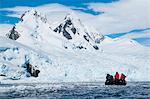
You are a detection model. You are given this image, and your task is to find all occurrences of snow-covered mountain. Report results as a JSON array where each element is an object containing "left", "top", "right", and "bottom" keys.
[
  {"left": 0, "top": 9, "right": 150, "bottom": 82},
  {"left": 53, "top": 13, "right": 104, "bottom": 50},
  {"left": 7, "top": 10, "right": 104, "bottom": 51},
  {"left": 7, "top": 10, "right": 65, "bottom": 51}
]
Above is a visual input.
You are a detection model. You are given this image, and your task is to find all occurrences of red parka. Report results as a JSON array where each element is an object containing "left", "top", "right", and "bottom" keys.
[
  {"left": 115, "top": 72, "right": 120, "bottom": 80},
  {"left": 120, "top": 74, "right": 126, "bottom": 79}
]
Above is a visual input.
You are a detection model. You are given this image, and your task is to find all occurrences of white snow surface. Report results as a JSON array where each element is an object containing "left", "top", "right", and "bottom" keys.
[{"left": 0, "top": 10, "right": 150, "bottom": 83}]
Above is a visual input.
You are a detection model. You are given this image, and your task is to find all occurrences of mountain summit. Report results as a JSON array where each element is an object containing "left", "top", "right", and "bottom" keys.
[
  {"left": 7, "top": 10, "right": 104, "bottom": 50},
  {"left": 7, "top": 9, "right": 47, "bottom": 40},
  {"left": 53, "top": 13, "right": 104, "bottom": 50},
  {"left": 7, "top": 9, "right": 65, "bottom": 50}
]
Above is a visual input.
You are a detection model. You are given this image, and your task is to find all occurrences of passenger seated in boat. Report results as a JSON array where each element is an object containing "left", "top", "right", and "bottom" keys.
[
  {"left": 120, "top": 73, "right": 126, "bottom": 84},
  {"left": 105, "top": 72, "right": 127, "bottom": 85},
  {"left": 105, "top": 74, "right": 114, "bottom": 85},
  {"left": 114, "top": 72, "right": 120, "bottom": 84}
]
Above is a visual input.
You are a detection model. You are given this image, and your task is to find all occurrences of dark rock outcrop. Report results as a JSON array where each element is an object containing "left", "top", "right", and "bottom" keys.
[{"left": 7, "top": 26, "right": 20, "bottom": 40}]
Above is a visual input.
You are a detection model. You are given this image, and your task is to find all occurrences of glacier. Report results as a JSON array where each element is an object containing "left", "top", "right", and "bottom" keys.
[{"left": 0, "top": 9, "right": 150, "bottom": 83}]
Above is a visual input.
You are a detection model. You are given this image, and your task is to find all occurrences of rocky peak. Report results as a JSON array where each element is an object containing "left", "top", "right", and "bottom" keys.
[
  {"left": 53, "top": 13, "right": 104, "bottom": 50},
  {"left": 21, "top": 9, "right": 47, "bottom": 23},
  {"left": 7, "top": 9, "right": 49, "bottom": 40},
  {"left": 6, "top": 26, "right": 20, "bottom": 40},
  {"left": 54, "top": 13, "right": 78, "bottom": 40}
]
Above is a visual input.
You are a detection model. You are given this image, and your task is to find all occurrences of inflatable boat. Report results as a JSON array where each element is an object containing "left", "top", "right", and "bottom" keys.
[{"left": 105, "top": 79, "right": 127, "bottom": 85}]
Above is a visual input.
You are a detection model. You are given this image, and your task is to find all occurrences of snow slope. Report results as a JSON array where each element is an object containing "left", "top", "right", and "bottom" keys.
[
  {"left": 0, "top": 36, "right": 149, "bottom": 83},
  {"left": 0, "top": 10, "right": 150, "bottom": 83}
]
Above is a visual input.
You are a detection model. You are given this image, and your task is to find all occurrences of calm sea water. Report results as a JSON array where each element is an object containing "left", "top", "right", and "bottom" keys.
[{"left": 0, "top": 82, "right": 150, "bottom": 99}]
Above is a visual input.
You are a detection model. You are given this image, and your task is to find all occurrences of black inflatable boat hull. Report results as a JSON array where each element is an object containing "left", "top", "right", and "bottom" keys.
[{"left": 105, "top": 81, "right": 127, "bottom": 85}]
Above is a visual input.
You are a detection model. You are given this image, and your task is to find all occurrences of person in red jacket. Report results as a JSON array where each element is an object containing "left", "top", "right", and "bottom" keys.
[
  {"left": 114, "top": 72, "right": 120, "bottom": 84},
  {"left": 120, "top": 73, "right": 126, "bottom": 80},
  {"left": 115, "top": 72, "right": 120, "bottom": 80},
  {"left": 120, "top": 73, "right": 126, "bottom": 85}
]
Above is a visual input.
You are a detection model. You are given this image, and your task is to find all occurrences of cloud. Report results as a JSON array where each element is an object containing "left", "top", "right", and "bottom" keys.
[
  {"left": 0, "top": 3, "right": 95, "bottom": 29},
  {"left": 0, "top": 0, "right": 149, "bottom": 36},
  {"left": 1, "top": 3, "right": 73, "bottom": 15},
  {"left": 86, "top": 0, "right": 150, "bottom": 34}
]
